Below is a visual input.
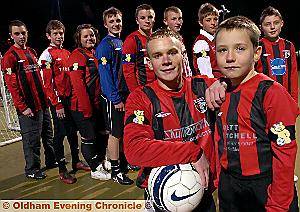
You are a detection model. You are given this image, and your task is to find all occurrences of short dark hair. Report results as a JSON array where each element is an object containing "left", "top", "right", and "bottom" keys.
[
  {"left": 215, "top": 16, "right": 261, "bottom": 48},
  {"left": 135, "top": 4, "right": 154, "bottom": 19},
  {"left": 198, "top": 3, "right": 219, "bottom": 23},
  {"left": 9, "top": 20, "right": 26, "bottom": 33},
  {"left": 259, "top": 6, "right": 282, "bottom": 24},
  {"left": 102, "top": 7, "right": 122, "bottom": 23},
  {"left": 164, "top": 6, "right": 181, "bottom": 19},
  {"left": 46, "top": 20, "right": 65, "bottom": 34},
  {"left": 73, "top": 24, "right": 99, "bottom": 48},
  {"left": 147, "top": 28, "right": 182, "bottom": 53}
]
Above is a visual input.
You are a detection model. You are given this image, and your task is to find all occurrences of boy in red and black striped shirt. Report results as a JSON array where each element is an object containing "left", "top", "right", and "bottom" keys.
[
  {"left": 214, "top": 16, "right": 298, "bottom": 212},
  {"left": 123, "top": 28, "right": 227, "bottom": 211},
  {"left": 256, "top": 6, "right": 298, "bottom": 104},
  {"left": 122, "top": 4, "right": 156, "bottom": 92},
  {"left": 2, "top": 20, "right": 56, "bottom": 179}
]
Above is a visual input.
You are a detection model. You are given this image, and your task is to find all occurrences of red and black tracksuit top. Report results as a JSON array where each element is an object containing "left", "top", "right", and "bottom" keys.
[
  {"left": 256, "top": 37, "right": 298, "bottom": 103},
  {"left": 124, "top": 76, "right": 216, "bottom": 188},
  {"left": 67, "top": 48, "right": 101, "bottom": 118},
  {"left": 39, "top": 45, "right": 71, "bottom": 110},
  {"left": 215, "top": 73, "right": 298, "bottom": 211},
  {"left": 2, "top": 45, "right": 48, "bottom": 113},
  {"left": 122, "top": 30, "right": 155, "bottom": 92}
]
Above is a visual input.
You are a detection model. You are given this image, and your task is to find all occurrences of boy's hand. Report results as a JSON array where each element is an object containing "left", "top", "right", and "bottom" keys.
[
  {"left": 192, "top": 153, "right": 209, "bottom": 189},
  {"left": 114, "top": 102, "right": 125, "bottom": 111},
  {"left": 56, "top": 108, "right": 65, "bottom": 119},
  {"left": 205, "top": 80, "right": 227, "bottom": 111},
  {"left": 22, "top": 108, "right": 34, "bottom": 117}
]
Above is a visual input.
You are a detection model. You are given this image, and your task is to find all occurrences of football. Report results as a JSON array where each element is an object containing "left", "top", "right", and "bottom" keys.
[{"left": 148, "top": 163, "right": 204, "bottom": 212}]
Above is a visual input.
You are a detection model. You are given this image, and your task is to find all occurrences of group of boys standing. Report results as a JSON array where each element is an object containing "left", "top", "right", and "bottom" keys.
[{"left": 1, "top": 2, "right": 299, "bottom": 212}]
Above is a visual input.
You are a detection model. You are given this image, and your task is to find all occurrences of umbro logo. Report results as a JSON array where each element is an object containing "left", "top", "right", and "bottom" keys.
[
  {"left": 115, "top": 47, "right": 121, "bottom": 51},
  {"left": 263, "top": 53, "right": 270, "bottom": 57},
  {"left": 155, "top": 112, "right": 171, "bottom": 118}
]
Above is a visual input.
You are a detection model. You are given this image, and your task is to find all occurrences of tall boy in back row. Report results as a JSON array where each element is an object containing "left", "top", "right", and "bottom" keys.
[
  {"left": 122, "top": 4, "right": 156, "bottom": 92},
  {"left": 256, "top": 6, "right": 298, "bottom": 104},
  {"left": 163, "top": 6, "right": 192, "bottom": 77},
  {"left": 213, "top": 16, "right": 298, "bottom": 212}
]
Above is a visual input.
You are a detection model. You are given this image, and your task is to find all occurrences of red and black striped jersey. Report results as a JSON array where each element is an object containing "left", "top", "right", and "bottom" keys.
[
  {"left": 124, "top": 76, "right": 216, "bottom": 188},
  {"left": 38, "top": 44, "right": 71, "bottom": 110},
  {"left": 2, "top": 45, "right": 48, "bottom": 113},
  {"left": 122, "top": 30, "right": 155, "bottom": 92},
  {"left": 256, "top": 37, "right": 298, "bottom": 103},
  {"left": 68, "top": 48, "right": 101, "bottom": 118},
  {"left": 215, "top": 73, "right": 298, "bottom": 211}
]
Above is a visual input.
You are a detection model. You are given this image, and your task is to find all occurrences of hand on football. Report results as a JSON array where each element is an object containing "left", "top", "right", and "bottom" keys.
[{"left": 192, "top": 153, "right": 209, "bottom": 189}]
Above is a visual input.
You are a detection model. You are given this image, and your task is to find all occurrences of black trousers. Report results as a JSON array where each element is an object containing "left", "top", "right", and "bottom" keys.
[
  {"left": 18, "top": 109, "right": 56, "bottom": 174},
  {"left": 218, "top": 169, "right": 299, "bottom": 212},
  {"left": 71, "top": 110, "right": 108, "bottom": 171},
  {"left": 50, "top": 98, "right": 79, "bottom": 172}
]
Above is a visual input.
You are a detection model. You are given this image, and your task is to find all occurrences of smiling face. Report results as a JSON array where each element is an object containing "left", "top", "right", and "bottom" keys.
[
  {"left": 80, "top": 28, "right": 96, "bottom": 49},
  {"left": 164, "top": 10, "right": 183, "bottom": 32},
  {"left": 261, "top": 15, "right": 283, "bottom": 41},
  {"left": 215, "top": 28, "right": 261, "bottom": 85},
  {"left": 104, "top": 13, "right": 122, "bottom": 37},
  {"left": 147, "top": 36, "right": 183, "bottom": 90},
  {"left": 10, "top": 25, "right": 28, "bottom": 49}
]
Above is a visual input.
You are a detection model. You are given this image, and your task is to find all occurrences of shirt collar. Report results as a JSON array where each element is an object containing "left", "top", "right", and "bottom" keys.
[{"left": 200, "top": 29, "right": 214, "bottom": 41}]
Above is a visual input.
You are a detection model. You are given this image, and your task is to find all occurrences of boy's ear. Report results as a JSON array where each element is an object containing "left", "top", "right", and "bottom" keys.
[
  {"left": 163, "top": 18, "right": 168, "bottom": 26},
  {"left": 103, "top": 19, "right": 108, "bottom": 29},
  {"left": 46, "top": 33, "right": 51, "bottom": 40},
  {"left": 281, "top": 20, "right": 284, "bottom": 28},
  {"left": 146, "top": 57, "right": 153, "bottom": 70},
  {"left": 198, "top": 20, "right": 203, "bottom": 27},
  {"left": 254, "top": 46, "right": 262, "bottom": 62}
]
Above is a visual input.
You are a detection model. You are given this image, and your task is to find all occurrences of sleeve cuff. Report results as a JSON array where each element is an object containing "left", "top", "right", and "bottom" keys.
[{"left": 55, "top": 103, "right": 63, "bottom": 110}]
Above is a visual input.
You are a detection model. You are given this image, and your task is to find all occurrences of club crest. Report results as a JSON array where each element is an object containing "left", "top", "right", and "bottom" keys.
[
  {"left": 193, "top": 97, "right": 207, "bottom": 113},
  {"left": 283, "top": 50, "right": 290, "bottom": 59}
]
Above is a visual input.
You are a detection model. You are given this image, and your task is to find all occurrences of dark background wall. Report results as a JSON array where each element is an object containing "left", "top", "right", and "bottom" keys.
[{"left": 0, "top": 0, "right": 299, "bottom": 57}]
